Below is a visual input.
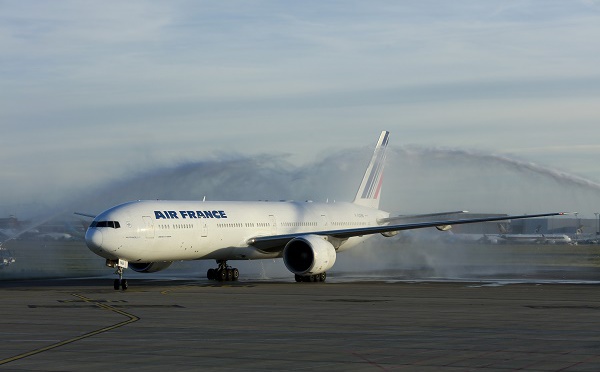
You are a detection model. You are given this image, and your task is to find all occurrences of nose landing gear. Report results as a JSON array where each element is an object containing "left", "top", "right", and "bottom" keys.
[{"left": 107, "top": 259, "right": 129, "bottom": 290}]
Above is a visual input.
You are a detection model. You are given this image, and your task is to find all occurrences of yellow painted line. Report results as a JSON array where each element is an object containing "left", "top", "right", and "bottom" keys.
[{"left": 0, "top": 293, "right": 140, "bottom": 366}]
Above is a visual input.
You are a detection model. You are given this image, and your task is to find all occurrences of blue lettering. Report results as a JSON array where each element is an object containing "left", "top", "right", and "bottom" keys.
[{"left": 154, "top": 209, "right": 228, "bottom": 219}]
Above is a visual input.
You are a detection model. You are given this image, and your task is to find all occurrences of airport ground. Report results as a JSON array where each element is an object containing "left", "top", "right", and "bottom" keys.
[
  {"left": 1, "top": 240, "right": 600, "bottom": 371},
  {"left": 1, "top": 278, "right": 600, "bottom": 371}
]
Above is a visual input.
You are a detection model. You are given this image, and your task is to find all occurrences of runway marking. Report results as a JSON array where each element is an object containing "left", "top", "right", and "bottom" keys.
[
  {"left": 28, "top": 304, "right": 183, "bottom": 309},
  {"left": 526, "top": 305, "right": 600, "bottom": 310},
  {"left": 0, "top": 293, "right": 140, "bottom": 366},
  {"left": 317, "top": 299, "right": 390, "bottom": 303},
  {"left": 58, "top": 299, "right": 128, "bottom": 303},
  {"left": 352, "top": 352, "right": 387, "bottom": 370}
]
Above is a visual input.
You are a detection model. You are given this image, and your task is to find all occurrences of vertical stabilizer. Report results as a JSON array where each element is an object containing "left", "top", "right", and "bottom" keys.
[{"left": 353, "top": 131, "right": 389, "bottom": 209}]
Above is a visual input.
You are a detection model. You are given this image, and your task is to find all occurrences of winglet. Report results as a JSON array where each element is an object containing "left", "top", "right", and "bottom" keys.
[{"left": 353, "top": 131, "right": 389, "bottom": 209}]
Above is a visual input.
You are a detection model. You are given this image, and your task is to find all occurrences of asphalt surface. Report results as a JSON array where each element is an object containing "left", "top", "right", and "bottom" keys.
[{"left": 1, "top": 277, "right": 600, "bottom": 371}]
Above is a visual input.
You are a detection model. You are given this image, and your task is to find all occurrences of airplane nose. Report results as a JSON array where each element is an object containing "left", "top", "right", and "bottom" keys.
[{"left": 85, "top": 229, "right": 103, "bottom": 251}]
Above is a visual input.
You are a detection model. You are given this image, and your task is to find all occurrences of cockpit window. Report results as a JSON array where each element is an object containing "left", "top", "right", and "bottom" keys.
[{"left": 91, "top": 221, "right": 121, "bottom": 229}]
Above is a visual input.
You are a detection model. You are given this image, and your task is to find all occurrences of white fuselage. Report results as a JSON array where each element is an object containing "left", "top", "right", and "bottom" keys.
[
  {"left": 497, "top": 233, "right": 572, "bottom": 244},
  {"left": 85, "top": 200, "right": 389, "bottom": 264}
]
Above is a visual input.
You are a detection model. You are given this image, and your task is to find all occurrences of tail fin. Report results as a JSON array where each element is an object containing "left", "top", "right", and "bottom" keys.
[{"left": 353, "top": 131, "right": 389, "bottom": 209}]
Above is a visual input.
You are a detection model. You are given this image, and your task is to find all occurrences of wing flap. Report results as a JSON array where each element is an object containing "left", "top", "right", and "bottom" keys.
[{"left": 378, "top": 210, "right": 468, "bottom": 224}]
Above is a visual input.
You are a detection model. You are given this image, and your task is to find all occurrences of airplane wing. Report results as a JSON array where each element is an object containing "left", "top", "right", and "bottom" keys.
[
  {"left": 377, "top": 211, "right": 468, "bottom": 224},
  {"left": 247, "top": 212, "right": 567, "bottom": 253}
]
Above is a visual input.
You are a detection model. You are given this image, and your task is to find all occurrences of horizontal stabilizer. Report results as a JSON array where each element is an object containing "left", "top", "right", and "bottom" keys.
[{"left": 74, "top": 212, "right": 97, "bottom": 219}]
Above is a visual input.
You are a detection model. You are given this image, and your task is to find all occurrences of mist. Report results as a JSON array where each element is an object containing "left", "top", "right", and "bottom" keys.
[
  {"left": 40, "top": 145, "right": 600, "bottom": 217},
  {"left": 3, "top": 144, "right": 600, "bottom": 280}
]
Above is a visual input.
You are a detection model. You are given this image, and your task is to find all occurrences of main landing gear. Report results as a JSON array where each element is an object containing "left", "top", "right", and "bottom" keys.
[
  {"left": 107, "top": 259, "right": 128, "bottom": 290},
  {"left": 295, "top": 272, "right": 327, "bottom": 282},
  {"left": 207, "top": 260, "right": 239, "bottom": 282}
]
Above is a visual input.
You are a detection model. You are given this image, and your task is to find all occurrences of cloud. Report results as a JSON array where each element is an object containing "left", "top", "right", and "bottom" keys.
[{"left": 2, "top": 1, "right": 600, "bottom": 211}]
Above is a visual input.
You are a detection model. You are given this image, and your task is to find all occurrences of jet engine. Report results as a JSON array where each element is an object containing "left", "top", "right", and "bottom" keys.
[
  {"left": 283, "top": 235, "right": 336, "bottom": 275},
  {"left": 129, "top": 261, "right": 173, "bottom": 273}
]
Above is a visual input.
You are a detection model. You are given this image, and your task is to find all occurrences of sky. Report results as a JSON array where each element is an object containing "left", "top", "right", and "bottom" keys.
[{"left": 2, "top": 0, "right": 600, "bottom": 216}]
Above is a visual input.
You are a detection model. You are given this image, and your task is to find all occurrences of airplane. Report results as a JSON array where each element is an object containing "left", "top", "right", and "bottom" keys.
[
  {"left": 0, "top": 244, "right": 15, "bottom": 267},
  {"left": 83, "top": 131, "right": 567, "bottom": 290},
  {"left": 445, "top": 231, "right": 572, "bottom": 245},
  {"left": 494, "top": 224, "right": 572, "bottom": 245},
  {"left": 501, "top": 234, "right": 572, "bottom": 244}
]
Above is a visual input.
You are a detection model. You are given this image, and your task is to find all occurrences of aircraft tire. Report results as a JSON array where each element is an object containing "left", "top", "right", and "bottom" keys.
[
  {"left": 226, "top": 269, "right": 233, "bottom": 281},
  {"left": 207, "top": 268, "right": 215, "bottom": 280},
  {"left": 114, "top": 279, "right": 121, "bottom": 290},
  {"left": 121, "top": 279, "right": 128, "bottom": 290},
  {"left": 232, "top": 268, "right": 239, "bottom": 280},
  {"left": 218, "top": 269, "right": 227, "bottom": 282},
  {"left": 294, "top": 273, "right": 327, "bottom": 283}
]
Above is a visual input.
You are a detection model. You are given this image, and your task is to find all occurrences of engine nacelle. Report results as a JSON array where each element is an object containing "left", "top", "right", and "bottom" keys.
[
  {"left": 283, "top": 235, "right": 337, "bottom": 275},
  {"left": 129, "top": 261, "right": 173, "bottom": 273}
]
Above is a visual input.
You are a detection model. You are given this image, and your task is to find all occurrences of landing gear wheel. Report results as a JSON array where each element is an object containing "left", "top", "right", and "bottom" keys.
[
  {"left": 208, "top": 260, "right": 240, "bottom": 282},
  {"left": 114, "top": 279, "right": 121, "bottom": 290},
  {"left": 295, "top": 272, "right": 327, "bottom": 283},
  {"left": 207, "top": 268, "right": 215, "bottom": 280},
  {"left": 120, "top": 279, "right": 128, "bottom": 290}
]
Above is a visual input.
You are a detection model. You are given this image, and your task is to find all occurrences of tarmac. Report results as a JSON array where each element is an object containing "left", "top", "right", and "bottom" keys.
[{"left": 1, "top": 277, "right": 600, "bottom": 371}]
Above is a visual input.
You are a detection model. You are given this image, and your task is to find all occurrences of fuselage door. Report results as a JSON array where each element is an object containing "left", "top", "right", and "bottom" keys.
[
  {"left": 321, "top": 214, "right": 328, "bottom": 229},
  {"left": 269, "top": 215, "right": 277, "bottom": 235},
  {"left": 142, "top": 216, "right": 154, "bottom": 239}
]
